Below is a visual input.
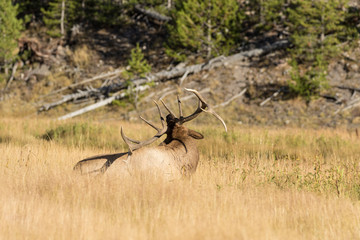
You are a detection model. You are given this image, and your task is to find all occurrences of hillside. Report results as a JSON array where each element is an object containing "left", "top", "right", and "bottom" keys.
[{"left": 0, "top": 1, "right": 360, "bottom": 130}]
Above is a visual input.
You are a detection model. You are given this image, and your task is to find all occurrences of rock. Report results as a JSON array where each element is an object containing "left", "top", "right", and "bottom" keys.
[
  {"left": 24, "top": 64, "right": 51, "bottom": 81},
  {"left": 33, "top": 64, "right": 51, "bottom": 80},
  {"left": 345, "top": 63, "right": 359, "bottom": 72},
  {"left": 327, "top": 62, "right": 346, "bottom": 85}
]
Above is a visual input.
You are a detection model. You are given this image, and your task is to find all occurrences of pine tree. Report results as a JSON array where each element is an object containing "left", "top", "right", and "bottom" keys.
[
  {"left": 262, "top": 0, "right": 288, "bottom": 30},
  {"left": 42, "top": 0, "right": 79, "bottom": 38},
  {"left": 166, "top": 0, "right": 243, "bottom": 59},
  {"left": 0, "top": 0, "right": 23, "bottom": 74},
  {"left": 82, "top": 0, "right": 124, "bottom": 27},
  {"left": 123, "top": 43, "right": 151, "bottom": 109},
  {"left": 288, "top": 0, "right": 347, "bottom": 64},
  {"left": 287, "top": 0, "right": 351, "bottom": 98},
  {"left": 130, "top": 0, "right": 165, "bottom": 6},
  {"left": 17, "top": 0, "right": 46, "bottom": 24},
  {"left": 125, "top": 43, "right": 151, "bottom": 79},
  {"left": 245, "top": 0, "right": 291, "bottom": 35}
]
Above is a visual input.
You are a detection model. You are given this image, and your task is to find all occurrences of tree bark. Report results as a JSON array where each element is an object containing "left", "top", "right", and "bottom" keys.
[
  {"left": 4, "top": 61, "right": 19, "bottom": 91},
  {"left": 134, "top": 5, "right": 171, "bottom": 23},
  {"left": 214, "top": 88, "right": 247, "bottom": 108},
  {"left": 60, "top": 0, "right": 65, "bottom": 37},
  {"left": 207, "top": 2, "right": 212, "bottom": 59},
  {"left": 58, "top": 93, "right": 121, "bottom": 120},
  {"left": 167, "top": 0, "right": 172, "bottom": 9},
  {"left": 45, "top": 68, "right": 124, "bottom": 96},
  {"left": 57, "top": 85, "right": 150, "bottom": 120}
]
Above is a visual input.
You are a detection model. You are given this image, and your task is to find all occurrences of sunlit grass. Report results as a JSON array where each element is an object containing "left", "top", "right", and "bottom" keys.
[{"left": 1, "top": 117, "right": 360, "bottom": 239}]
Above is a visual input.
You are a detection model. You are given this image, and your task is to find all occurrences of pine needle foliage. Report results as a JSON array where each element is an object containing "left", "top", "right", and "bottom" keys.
[
  {"left": 0, "top": 0, "right": 22, "bottom": 72},
  {"left": 125, "top": 43, "right": 151, "bottom": 79},
  {"left": 287, "top": 0, "right": 350, "bottom": 99},
  {"left": 261, "top": 0, "right": 288, "bottom": 30},
  {"left": 41, "top": 0, "right": 79, "bottom": 38},
  {"left": 122, "top": 43, "right": 152, "bottom": 109},
  {"left": 17, "top": 0, "right": 45, "bottom": 24},
  {"left": 166, "top": 0, "right": 243, "bottom": 60},
  {"left": 288, "top": 0, "right": 347, "bottom": 64}
]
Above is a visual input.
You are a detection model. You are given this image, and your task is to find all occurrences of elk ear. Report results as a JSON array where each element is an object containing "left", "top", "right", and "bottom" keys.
[{"left": 188, "top": 129, "right": 204, "bottom": 139}]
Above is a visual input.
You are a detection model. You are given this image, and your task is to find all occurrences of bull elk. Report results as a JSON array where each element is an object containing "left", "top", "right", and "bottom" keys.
[{"left": 74, "top": 88, "right": 227, "bottom": 180}]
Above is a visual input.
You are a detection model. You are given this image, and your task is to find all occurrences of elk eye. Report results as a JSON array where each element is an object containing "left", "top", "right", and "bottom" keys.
[{"left": 188, "top": 129, "right": 204, "bottom": 140}]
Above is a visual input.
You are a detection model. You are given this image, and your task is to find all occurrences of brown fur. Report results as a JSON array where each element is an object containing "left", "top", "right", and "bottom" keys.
[{"left": 74, "top": 122, "right": 203, "bottom": 180}]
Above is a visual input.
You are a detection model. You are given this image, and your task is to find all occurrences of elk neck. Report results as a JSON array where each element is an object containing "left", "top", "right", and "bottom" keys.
[{"left": 163, "top": 121, "right": 203, "bottom": 175}]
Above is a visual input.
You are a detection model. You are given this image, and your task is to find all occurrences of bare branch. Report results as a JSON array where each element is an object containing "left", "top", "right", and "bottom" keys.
[
  {"left": 44, "top": 68, "right": 124, "bottom": 97},
  {"left": 260, "top": 89, "right": 282, "bottom": 107},
  {"left": 214, "top": 88, "right": 247, "bottom": 108},
  {"left": 4, "top": 61, "right": 19, "bottom": 91},
  {"left": 57, "top": 91, "right": 123, "bottom": 120}
]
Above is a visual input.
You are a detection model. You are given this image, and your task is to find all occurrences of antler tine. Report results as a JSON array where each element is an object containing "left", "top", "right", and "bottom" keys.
[
  {"left": 160, "top": 98, "right": 176, "bottom": 118},
  {"left": 182, "top": 88, "right": 227, "bottom": 132},
  {"left": 154, "top": 100, "right": 165, "bottom": 128},
  {"left": 177, "top": 95, "right": 183, "bottom": 119},
  {"left": 139, "top": 101, "right": 165, "bottom": 131},
  {"left": 121, "top": 127, "right": 138, "bottom": 154},
  {"left": 202, "top": 107, "right": 228, "bottom": 132},
  {"left": 139, "top": 116, "right": 160, "bottom": 131},
  {"left": 121, "top": 101, "right": 168, "bottom": 153}
]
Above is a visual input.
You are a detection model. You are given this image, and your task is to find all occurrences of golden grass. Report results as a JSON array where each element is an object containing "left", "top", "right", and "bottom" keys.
[
  {"left": 1, "top": 117, "right": 360, "bottom": 239},
  {"left": 69, "top": 45, "right": 96, "bottom": 69}
]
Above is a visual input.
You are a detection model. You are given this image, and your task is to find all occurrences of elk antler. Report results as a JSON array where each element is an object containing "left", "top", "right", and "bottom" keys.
[
  {"left": 160, "top": 98, "right": 177, "bottom": 118},
  {"left": 121, "top": 101, "right": 167, "bottom": 153},
  {"left": 181, "top": 88, "right": 227, "bottom": 132},
  {"left": 177, "top": 95, "right": 183, "bottom": 118}
]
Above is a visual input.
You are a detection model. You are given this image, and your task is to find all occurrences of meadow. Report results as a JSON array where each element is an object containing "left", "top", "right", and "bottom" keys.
[{"left": 1, "top": 117, "right": 360, "bottom": 239}]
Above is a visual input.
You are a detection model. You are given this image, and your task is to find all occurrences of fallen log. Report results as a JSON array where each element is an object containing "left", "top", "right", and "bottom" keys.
[
  {"left": 58, "top": 93, "right": 121, "bottom": 120},
  {"left": 334, "top": 85, "right": 360, "bottom": 92},
  {"left": 44, "top": 68, "right": 124, "bottom": 97},
  {"left": 39, "top": 87, "right": 101, "bottom": 112},
  {"left": 130, "top": 40, "right": 289, "bottom": 84},
  {"left": 334, "top": 97, "right": 360, "bottom": 114},
  {"left": 57, "top": 85, "right": 150, "bottom": 120},
  {"left": 214, "top": 88, "right": 247, "bottom": 108},
  {"left": 259, "top": 88, "right": 282, "bottom": 106},
  {"left": 134, "top": 5, "right": 171, "bottom": 23},
  {"left": 40, "top": 40, "right": 289, "bottom": 113}
]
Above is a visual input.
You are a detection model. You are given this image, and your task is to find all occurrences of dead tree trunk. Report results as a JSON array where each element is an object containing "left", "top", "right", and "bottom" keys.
[{"left": 61, "top": 0, "right": 65, "bottom": 37}]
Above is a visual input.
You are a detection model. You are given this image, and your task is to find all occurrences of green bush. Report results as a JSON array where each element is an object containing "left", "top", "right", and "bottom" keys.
[
  {"left": 289, "top": 60, "right": 328, "bottom": 100},
  {"left": 124, "top": 43, "right": 151, "bottom": 79}
]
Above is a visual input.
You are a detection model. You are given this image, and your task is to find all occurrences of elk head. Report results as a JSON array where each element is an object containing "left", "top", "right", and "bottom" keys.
[{"left": 74, "top": 88, "right": 227, "bottom": 179}]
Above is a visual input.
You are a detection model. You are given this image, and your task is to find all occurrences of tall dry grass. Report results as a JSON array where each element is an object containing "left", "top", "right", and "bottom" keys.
[{"left": 1, "top": 117, "right": 360, "bottom": 239}]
